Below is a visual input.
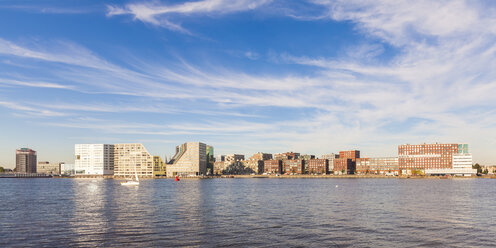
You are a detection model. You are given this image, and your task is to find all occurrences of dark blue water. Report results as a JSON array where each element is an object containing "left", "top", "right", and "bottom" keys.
[{"left": 0, "top": 178, "right": 495, "bottom": 247}]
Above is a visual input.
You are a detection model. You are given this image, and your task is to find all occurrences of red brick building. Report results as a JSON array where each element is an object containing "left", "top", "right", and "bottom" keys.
[
  {"left": 333, "top": 150, "right": 360, "bottom": 174},
  {"left": 283, "top": 159, "right": 305, "bottom": 174},
  {"left": 308, "top": 159, "right": 328, "bottom": 174},
  {"left": 264, "top": 160, "right": 282, "bottom": 174},
  {"left": 355, "top": 157, "right": 399, "bottom": 175},
  {"left": 398, "top": 143, "right": 469, "bottom": 173}
]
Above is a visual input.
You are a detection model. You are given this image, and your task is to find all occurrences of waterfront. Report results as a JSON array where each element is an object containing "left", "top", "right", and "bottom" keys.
[{"left": 1, "top": 178, "right": 495, "bottom": 247}]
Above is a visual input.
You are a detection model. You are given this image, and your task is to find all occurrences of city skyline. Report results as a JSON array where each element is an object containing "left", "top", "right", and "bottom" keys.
[{"left": 2, "top": 0, "right": 496, "bottom": 167}]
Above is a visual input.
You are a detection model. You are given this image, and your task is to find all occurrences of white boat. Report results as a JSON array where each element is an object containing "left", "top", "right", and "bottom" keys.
[{"left": 121, "top": 164, "right": 139, "bottom": 186}]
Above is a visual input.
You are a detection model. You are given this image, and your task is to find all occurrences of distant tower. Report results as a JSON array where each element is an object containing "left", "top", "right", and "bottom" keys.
[{"left": 16, "top": 148, "right": 37, "bottom": 173}]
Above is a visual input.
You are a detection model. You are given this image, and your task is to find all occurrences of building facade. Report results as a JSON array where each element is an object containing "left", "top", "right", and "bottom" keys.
[
  {"left": 321, "top": 153, "right": 338, "bottom": 172},
  {"left": 283, "top": 159, "right": 305, "bottom": 174},
  {"left": 355, "top": 157, "right": 399, "bottom": 175},
  {"left": 16, "top": 148, "right": 37, "bottom": 173},
  {"left": 153, "top": 156, "right": 166, "bottom": 176},
  {"left": 264, "top": 160, "right": 282, "bottom": 174},
  {"left": 274, "top": 152, "right": 300, "bottom": 160},
  {"left": 114, "top": 143, "right": 154, "bottom": 177},
  {"left": 333, "top": 150, "right": 359, "bottom": 174},
  {"left": 308, "top": 159, "right": 328, "bottom": 174},
  {"left": 75, "top": 144, "right": 114, "bottom": 175},
  {"left": 37, "top": 161, "right": 60, "bottom": 174},
  {"left": 250, "top": 152, "right": 273, "bottom": 161},
  {"left": 167, "top": 142, "right": 208, "bottom": 176},
  {"left": 398, "top": 143, "right": 475, "bottom": 176}
]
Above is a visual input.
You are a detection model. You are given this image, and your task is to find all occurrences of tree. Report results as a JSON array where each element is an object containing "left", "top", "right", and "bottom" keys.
[
  {"left": 473, "top": 163, "right": 482, "bottom": 174},
  {"left": 341, "top": 169, "right": 345, "bottom": 174},
  {"left": 0, "top": 166, "right": 4, "bottom": 173},
  {"left": 483, "top": 169, "right": 488, "bottom": 174}
]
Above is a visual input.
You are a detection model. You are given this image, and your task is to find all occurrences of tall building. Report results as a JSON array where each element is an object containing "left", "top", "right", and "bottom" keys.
[
  {"left": 37, "top": 161, "right": 60, "bottom": 175},
  {"left": 114, "top": 143, "right": 154, "bottom": 177},
  {"left": 333, "top": 150, "right": 359, "bottom": 174},
  {"left": 75, "top": 144, "right": 114, "bottom": 175},
  {"left": 16, "top": 148, "right": 37, "bottom": 173},
  {"left": 167, "top": 142, "right": 208, "bottom": 176},
  {"left": 398, "top": 143, "right": 476, "bottom": 176},
  {"left": 206, "top": 145, "right": 214, "bottom": 175}
]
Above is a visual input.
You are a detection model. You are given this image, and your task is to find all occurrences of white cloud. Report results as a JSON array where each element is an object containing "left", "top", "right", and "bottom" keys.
[{"left": 107, "top": 0, "right": 272, "bottom": 32}]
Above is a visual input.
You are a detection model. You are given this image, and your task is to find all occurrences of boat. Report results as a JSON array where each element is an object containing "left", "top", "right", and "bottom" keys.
[{"left": 121, "top": 164, "right": 140, "bottom": 186}]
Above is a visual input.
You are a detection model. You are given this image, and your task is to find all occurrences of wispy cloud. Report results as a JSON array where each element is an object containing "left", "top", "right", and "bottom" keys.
[{"left": 107, "top": 0, "right": 272, "bottom": 32}]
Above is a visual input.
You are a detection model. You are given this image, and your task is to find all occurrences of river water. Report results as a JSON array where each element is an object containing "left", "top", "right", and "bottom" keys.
[{"left": 0, "top": 178, "right": 494, "bottom": 247}]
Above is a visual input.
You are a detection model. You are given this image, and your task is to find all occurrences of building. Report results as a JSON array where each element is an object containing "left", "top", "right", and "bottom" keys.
[
  {"left": 75, "top": 144, "right": 114, "bottom": 175},
  {"left": 308, "top": 159, "right": 328, "bottom": 174},
  {"left": 153, "top": 156, "right": 166, "bottom": 176},
  {"left": 224, "top": 154, "right": 245, "bottom": 163},
  {"left": 60, "top": 163, "right": 75, "bottom": 175},
  {"left": 355, "top": 157, "right": 399, "bottom": 175},
  {"left": 398, "top": 143, "right": 476, "bottom": 176},
  {"left": 167, "top": 142, "right": 208, "bottom": 176},
  {"left": 333, "top": 150, "right": 359, "bottom": 174},
  {"left": 16, "top": 148, "right": 37, "bottom": 173},
  {"left": 243, "top": 160, "right": 264, "bottom": 174},
  {"left": 264, "top": 160, "right": 282, "bottom": 174},
  {"left": 206, "top": 145, "right": 214, "bottom": 175},
  {"left": 274, "top": 152, "right": 300, "bottom": 160},
  {"left": 283, "top": 159, "right": 305, "bottom": 174},
  {"left": 213, "top": 161, "right": 227, "bottom": 175},
  {"left": 321, "top": 153, "right": 338, "bottom": 172},
  {"left": 114, "top": 143, "right": 154, "bottom": 177},
  {"left": 249, "top": 152, "right": 273, "bottom": 161},
  {"left": 37, "top": 161, "right": 60, "bottom": 174}
]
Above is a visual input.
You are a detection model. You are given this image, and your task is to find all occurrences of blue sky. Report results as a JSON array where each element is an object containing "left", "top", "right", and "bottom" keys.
[{"left": 1, "top": 0, "right": 496, "bottom": 168}]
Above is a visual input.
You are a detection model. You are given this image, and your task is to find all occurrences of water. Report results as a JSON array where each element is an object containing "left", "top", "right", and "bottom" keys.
[{"left": 0, "top": 178, "right": 495, "bottom": 247}]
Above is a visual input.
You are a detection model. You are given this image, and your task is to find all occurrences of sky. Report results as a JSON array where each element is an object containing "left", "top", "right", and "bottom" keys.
[{"left": 1, "top": 0, "right": 496, "bottom": 168}]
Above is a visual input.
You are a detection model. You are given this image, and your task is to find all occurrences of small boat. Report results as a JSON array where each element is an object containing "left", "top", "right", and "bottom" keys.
[{"left": 121, "top": 164, "right": 139, "bottom": 186}]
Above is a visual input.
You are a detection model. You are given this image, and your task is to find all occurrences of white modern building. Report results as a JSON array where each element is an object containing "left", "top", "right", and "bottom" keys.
[
  {"left": 425, "top": 153, "right": 476, "bottom": 176},
  {"left": 167, "top": 142, "right": 208, "bottom": 176},
  {"left": 75, "top": 144, "right": 114, "bottom": 175},
  {"left": 114, "top": 143, "right": 154, "bottom": 177}
]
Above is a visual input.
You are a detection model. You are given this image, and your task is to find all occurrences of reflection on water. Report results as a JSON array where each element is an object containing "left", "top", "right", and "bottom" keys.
[{"left": 0, "top": 178, "right": 495, "bottom": 247}]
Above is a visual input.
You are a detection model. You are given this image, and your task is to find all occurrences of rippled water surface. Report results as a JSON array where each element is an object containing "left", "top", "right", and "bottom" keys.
[{"left": 0, "top": 178, "right": 495, "bottom": 247}]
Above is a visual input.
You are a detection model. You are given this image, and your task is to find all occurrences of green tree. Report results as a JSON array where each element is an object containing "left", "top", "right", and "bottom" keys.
[
  {"left": 0, "top": 166, "right": 4, "bottom": 173},
  {"left": 341, "top": 169, "right": 345, "bottom": 174},
  {"left": 483, "top": 169, "right": 488, "bottom": 174},
  {"left": 473, "top": 163, "right": 482, "bottom": 174}
]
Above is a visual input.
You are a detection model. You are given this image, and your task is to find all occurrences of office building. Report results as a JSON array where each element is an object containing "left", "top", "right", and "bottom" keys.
[
  {"left": 75, "top": 144, "right": 114, "bottom": 175},
  {"left": 16, "top": 148, "right": 37, "bottom": 173},
  {"left": 167, "top": 142, "right": 209, "bottom": 176},
  {"left": 114, "top": 143, "right": 154, "bottom": 177},
  {"left": 398, "top": 143, "right": 476, "bottom": 176},
  {"left": 283, "top": 159, "right": 305, "bottom": 174},
  {"left": 224, "top": 154, "right": 245, "bottom": 163}
]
